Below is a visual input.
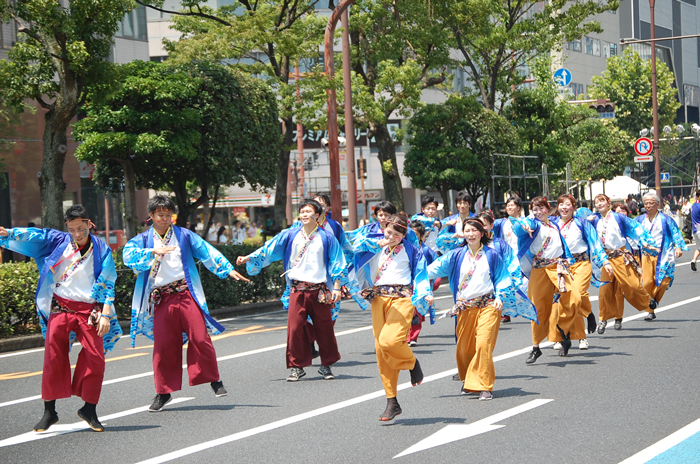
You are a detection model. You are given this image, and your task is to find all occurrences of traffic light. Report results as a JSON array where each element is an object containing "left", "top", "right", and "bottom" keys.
[
  {"left": 357, "top": 159, "right": 367, "bottom": 179},
  {"left": 589, "top": 99, "right": 615, "bottom": 119}
]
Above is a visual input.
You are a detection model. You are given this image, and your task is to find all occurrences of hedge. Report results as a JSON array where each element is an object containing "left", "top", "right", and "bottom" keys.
[{"left": 0, "top": 243, "right": 284, "bottom": 337}]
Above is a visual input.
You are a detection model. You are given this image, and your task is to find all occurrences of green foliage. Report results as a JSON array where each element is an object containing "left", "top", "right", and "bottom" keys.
[
  {"left": 74, "top": 60, "right": 281, "bottom": 226},
  {"left": 404, "top": 95, "right": 517, "bottom": 201},
  {"left": 590, "top": 48, "right": 680, "bottom": 139},
  {"left": 438, "top": 0, "right": 619, "bottom": 111},
  {"left": 0, "top": 261, "right": 40, "bottom": 336}
]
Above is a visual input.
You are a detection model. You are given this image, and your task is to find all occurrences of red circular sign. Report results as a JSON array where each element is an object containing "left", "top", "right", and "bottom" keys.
[{"left": 634, "top": 137, "right": 653, "bottom": 156}]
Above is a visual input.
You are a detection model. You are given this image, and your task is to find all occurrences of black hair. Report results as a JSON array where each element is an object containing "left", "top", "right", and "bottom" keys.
[
  {"left": 409, "top": 219, "right": 425, "bottom": 239},
  {"left": 421, "top": 195, "right": 439, "bottom": 209},
  {"left": 696, "top": 190, "right": 700, "bottom": 197},
  {"left": 505, "top": 196, "right": 522, "bottom": 210},
  {"left": 148, "top": 195, "right": 177, "bottom": 214},
  {"left": 385, "top": 213, "right": 409, "bottom": 236},
  {"left": 456, "top": 190, "right": 473, "bottom": 205},
  {"left": 477, "top": 211, "right": 494, "bottom": 226},
  {"left": 373, "top": 201, "right": 397, "bottom": 216},
  {"left": 217, "top": 226, "right": 226, "bottom": 237},
  {"left": 64, "top": 204, "right": 90, "bottom": 222},
  {"left": 313, "top": 193, "right": 332, "bottom": 208},
  {"left": 299, "top": 198, "right": 323, "bottom": 215},
  {"left": 460, "top": 218, "right": 492, "bottom": 247}
]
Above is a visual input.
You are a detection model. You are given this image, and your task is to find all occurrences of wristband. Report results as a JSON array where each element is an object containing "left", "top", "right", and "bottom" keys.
[{"left": 100, "top": 314, "right": 111, "bottom": 319}]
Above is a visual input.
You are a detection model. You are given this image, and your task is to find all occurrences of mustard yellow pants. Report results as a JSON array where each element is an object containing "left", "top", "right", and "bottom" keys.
[
  {"left": 642, "top": 254, "right": 672, "bottom": 303},
  {"left": 529, "top": 264, "right": 581, "bottom": 345},
  {"left": 371, "top": 296, "right": 416, "bottom": 398},
  {"left": 549, "top": 260, "right": 591, "bottom": 342},
  {"left": 599, "top": 255, "right": 651, "bottom": 321},
  {"left": 455, "top": 305, "right": 501, "bottom": 392}
]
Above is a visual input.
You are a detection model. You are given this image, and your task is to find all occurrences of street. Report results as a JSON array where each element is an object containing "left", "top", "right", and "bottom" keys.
[{"left": 1, "top": 257, "right": 699, "bottom": 464}]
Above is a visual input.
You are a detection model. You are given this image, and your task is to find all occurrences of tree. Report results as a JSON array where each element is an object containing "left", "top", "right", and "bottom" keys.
[
  {"left": 404, "top": 95, "right": 517, "bottom": 203},
  {"left": 74, "top": 61, "right": 280, "bottom": 238},
  {"left": 437, "top": 0, "right": 619, "bottom": 112},
  {"left": 139, "top": 0, "right": 327, "bottom": 228},
  {"left": 0, "top": 0, "right": 135, "bottom": 229},
  {"left": 560, "top": 117, "right": 631, "bottom": 181},
  {"left": 590, "top": 48, "right": 680, "bottom": 139}
]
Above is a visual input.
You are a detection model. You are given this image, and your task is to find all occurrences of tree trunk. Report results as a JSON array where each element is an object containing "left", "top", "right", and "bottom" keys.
[
  {"left": 369, "top": 122, "right": 404, "bottom": 212},
  {"left": 40, "top": 109, "right": 71, "bottom": 230},
  {"left": 273, "top": 116, "right": 295, "bottom": 230},
  {"left": 204, "top": 185, "right": 220, "bottom": 237},
  {"left": 438, "top": 187, "right": 451, "bottom": 216},
  {"left": 120, "top": 159, "right": 139, "bottom": 239}
]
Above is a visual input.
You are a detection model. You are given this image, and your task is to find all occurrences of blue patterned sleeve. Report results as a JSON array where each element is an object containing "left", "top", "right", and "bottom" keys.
[
  {"left": 435, "top": 226, "right": 462, "bottom": 254},
  {"left": 499, "top": 242, "right": 523, "bottom": 288},
  {"left": 667, "top": 217, "right": 689, "bottom": 251},
  {"left": 190, "top": 232, "right": 235, "bottom": 279},
  {"left": 626, "top": 216, "right": 655, "bottom": 249},
  {"left": 123, "top": 237, "right": 154, "bottom": 273},
  {"left": 91, "top": 248, "right": 117, "bottom": 304},
  {"left": 427, "top": 251, "right": 454, "bottom": 280},
  {"left": 326, "top": 235, "right": 348, "bottom": 283},
  {"left": 490, "top": 252, "right": 515, "bottom": 305},
  {"left": 511, "top": 217, "right": 535, "bottom": 238},
  {"left": 352, "top": 234, "right": 382, "bottom": 254},
  {"left": 583, "top": 220, "right": 610, "bottom": 269},
  {"left": 411, "top": 252, "right": 432, "bottom": 316},
  {"left": 245, "top": 230, "right": 288, "bottom": 276},
  {"left": 0, "top": 227, "right": 52, "bottom": 259}
]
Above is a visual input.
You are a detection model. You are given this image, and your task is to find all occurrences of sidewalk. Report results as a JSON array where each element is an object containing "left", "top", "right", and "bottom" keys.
[{"left": 0, "top": 300, "right": 283, "bottom": 354}]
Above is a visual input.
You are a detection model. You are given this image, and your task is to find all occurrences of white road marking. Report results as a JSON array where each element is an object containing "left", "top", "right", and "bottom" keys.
[
  {"left": 0, "top": 348, "right": 45, "bottom": 359},
  {"left": 394, "top": 399, "right": 554, "bottom": 458},
  {"left": 0, "top": 397, "right": 194, "bottom": 448},
  {"left": 619, "top": 417, "right": 700, "bottom": 464}
]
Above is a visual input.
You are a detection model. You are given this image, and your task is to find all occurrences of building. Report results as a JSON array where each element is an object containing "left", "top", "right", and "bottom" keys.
[{"left": 0, "top": 5, "right": 152, "bottom": 256}]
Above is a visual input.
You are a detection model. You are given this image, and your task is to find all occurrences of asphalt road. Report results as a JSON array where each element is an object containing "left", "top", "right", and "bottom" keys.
[{"left": 1, "top": 255, "right": 700, "bottom": 463}]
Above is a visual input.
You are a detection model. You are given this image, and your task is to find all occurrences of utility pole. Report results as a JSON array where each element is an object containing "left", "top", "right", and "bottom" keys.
[{"left": 650, "top": 0, "right": 662, "bottom": 197}]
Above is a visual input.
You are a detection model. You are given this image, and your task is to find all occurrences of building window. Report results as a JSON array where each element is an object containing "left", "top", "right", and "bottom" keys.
[
  {"left": 569, "top": 83, "right": 584, "bottom": 98},
  {"left": 567, "top": 38, "right": 582, "bottom": 52},
  {"left": 585, "top": 37, "right": 601, "bottom": 56},
  {"left": 604, "top": 42, "right": 618, "bottom": 58},
  {"left": 116, "top": 6, "right": 148, "bottom": 41}
]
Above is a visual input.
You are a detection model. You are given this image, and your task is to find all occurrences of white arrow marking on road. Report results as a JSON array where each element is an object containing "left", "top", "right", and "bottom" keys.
[
  {"left": 0, "top": 397, "right": 194, "bottom": 448},
  {"left": 393, "top": 399, "right": 553, "bottom": 458}
]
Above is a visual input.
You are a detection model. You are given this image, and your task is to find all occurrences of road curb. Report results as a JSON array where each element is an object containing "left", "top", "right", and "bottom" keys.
[{"left": 0, "top": 300, "right": 283, "bottom": 354}]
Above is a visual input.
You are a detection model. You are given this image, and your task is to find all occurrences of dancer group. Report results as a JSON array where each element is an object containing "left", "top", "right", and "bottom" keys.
[{"left": 0, "top": 189, "right": 687, "bottom": 430}]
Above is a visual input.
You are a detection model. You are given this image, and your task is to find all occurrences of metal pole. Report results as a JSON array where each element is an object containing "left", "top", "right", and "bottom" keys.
[
  {"left": 341, "top": 8, "right": 358, "bottom": 229},
  {"left": 491, "top": 154, "right": 495, "bottom": 212},
  {"left": 295, "top": 66, "right": 305, "bottom": 200},
  {"left": 650, "top": 0, "right": 662, "bottom": 197},
  {"left": 324, "top": 0, "right": 356, "bottom": 221},
  {"left": 359, "top": 146, "right": 367, "bottom": 222}
]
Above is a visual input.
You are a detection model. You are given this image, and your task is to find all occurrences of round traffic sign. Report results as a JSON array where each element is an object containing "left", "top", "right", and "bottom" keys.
[{"left": 634, "top": 137, "right": 653, "bottom": 156}]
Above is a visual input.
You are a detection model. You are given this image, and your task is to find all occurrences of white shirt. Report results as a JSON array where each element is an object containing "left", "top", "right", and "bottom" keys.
[
  {"left": 371, "top": 244, "right": 412, "bottom": 286},
  {"left": 529, "top": 221, "right": 563, "bottom": 259},
  {"left": 502, "top": 218, "right": 519, "bottom": 253},
  {"left": 558, "top": 218, "right": 587, "bottom": 254},
  {"left": 52, "top": 241, "right": 96, "bottom": 303},
  {"left": 207, "top": 225, "right": 217, "bottom": 242},
  {"left": 596, "top": 212, "right": 626, "bottom": 250},
  {"left": 643, "top": 213, "right": 664, "bottom": 248},
  {"left": 286, "top": 229, "right": 326, "bottom": 284},
  {"left": 424, "top": 219, "right": 440, "bottom": 253},
  {"left": 456, "top": 248, "right": 494, "bottom": 301},
  {"left": 153, "top": 228, "right": 186, "bottom": 288}
]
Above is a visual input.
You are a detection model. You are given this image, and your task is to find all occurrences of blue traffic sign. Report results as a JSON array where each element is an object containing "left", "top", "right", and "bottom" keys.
[
  {"left": 553, "top": 68, "right": 572, "bottom": 87},
  {"left": 660, "top": 172, "right": 670, "bottom": 182}
]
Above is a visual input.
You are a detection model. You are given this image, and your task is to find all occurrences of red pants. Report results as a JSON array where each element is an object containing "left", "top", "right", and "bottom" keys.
[
  {"left": 407, "top": 310, "right": 424, "bottom": 342},
  {"left": 42, "top": 298, "right": 105, "bottom": 404},
  {"left": 287, "top": 289, "right": 340, "bottom": 368},
  {"left": 304, "top": 319, "right": 336, "bottom": 345},
  {"left": 153, "top": 290, "right": 220, "bottom": 394}
]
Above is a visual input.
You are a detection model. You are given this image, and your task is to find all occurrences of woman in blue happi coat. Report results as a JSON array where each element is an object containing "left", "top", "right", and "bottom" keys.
[
  {"left": 428, "top": 218, "right": 516, "bottom": 400},
  {"left": 635, "top": 192, "right": 688, "bottom": 310},
  {"left": 353, "top": 213, "right": 433, "bottom": 421},
  {"left": 548, "top": 195, "right": 613, "bottom": 351},
  {"left": 237, "top": 199, "right": 348, "bottom": 381}
]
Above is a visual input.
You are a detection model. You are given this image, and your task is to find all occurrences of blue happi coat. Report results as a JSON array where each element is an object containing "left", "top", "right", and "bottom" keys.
[
  {"left": 634, "top": 212, "right": 688, "bottom": 287},
  {"left": 550, "top": 216, "right": 610, "bottom": 288},
  {"left": 588, "top": 211, "right": 655, "bottom": 253},
  {"left": 245, "top": 226, "right": 350, "bottom": 319},
  {"left": 346, "top": 221, "right": 420, "bottom": 248},
  {"left": 0, "top": 228, "right": 122, "bottom": 352},
  {"left": 511, "top": 216, "right": 575, "bottom": 280},
  {"left": 441, "top": 212, "right": 475, "bottom": 234},
  {"left": 124, "top": 226, "right": 233, "bottom": 347},
  {"left": 290, "top": 215, "right": 366, "bottom": 310},
  {"left": 352, "top": 236, "right": 432, "bottom": 317}
]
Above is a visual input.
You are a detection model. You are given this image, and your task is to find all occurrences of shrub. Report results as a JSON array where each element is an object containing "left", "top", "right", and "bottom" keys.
[{"left": 0, "top": 261, "right": 40, "bottom": 335}]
